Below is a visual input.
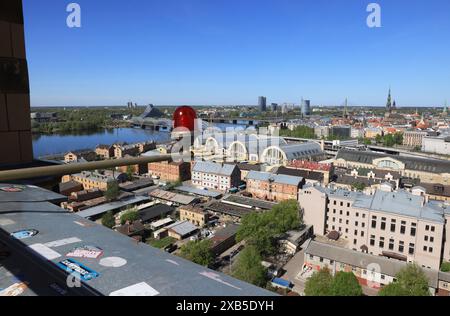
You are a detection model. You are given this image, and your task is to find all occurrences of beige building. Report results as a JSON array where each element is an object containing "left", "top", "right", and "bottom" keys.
[
  {"left": 403, "top": 130, "right": 429, "bottom": 148},
  {"left": 64, "top": 150, "right": 96, "bottom": 163},
  {"left": 62, "top": 171, "right": 117, "bottom": 191},
  {"left": 95, "top": 144, "right": 114, "bottom": 159},
  {"left": 179, "top": 205, "right": 209, "bottom": 227},
  {"left": 299, "top": 185, "right": 449, "bottom": 270}
]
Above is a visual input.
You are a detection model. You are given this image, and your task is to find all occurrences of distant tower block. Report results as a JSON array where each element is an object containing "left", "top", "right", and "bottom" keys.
[{"left": 301, "top": 99, "right": 311, "bottom": 116}]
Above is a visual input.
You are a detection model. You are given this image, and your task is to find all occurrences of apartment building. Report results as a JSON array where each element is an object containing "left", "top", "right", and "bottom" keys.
[
  {"left": 191, "top": 161, "right": 241, "bottom": 192},
  {"left": 114, "top": 143, "right": 140, "bottom": 158},
  {"left": 299, "top": 184, "right": 450, "bottom": 270},
  {"left": 403, "top": 130, "right": 429, "bottom": 148},
  {"left": 148, "top": 160, "right": 191, "bottom": 182},
  {"left": 246, "top": 170, "right": 304, "bottom": 202},
  {"left": 64, "top": 150, "right": 96, "bottom": 163},
  {"left": 95, "top": 144, "right": 114, "bottom": 159},
  {"left": 62, "top": 171, "right": 117, "bottom": 191}
]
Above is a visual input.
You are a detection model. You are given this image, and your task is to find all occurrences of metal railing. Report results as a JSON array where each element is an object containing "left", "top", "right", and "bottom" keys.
[{"left": 0, "top": 154, "right": 172, "bottom": 182}]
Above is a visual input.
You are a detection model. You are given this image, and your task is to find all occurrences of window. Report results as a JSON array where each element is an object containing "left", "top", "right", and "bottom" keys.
[
  {"left": 361, "top": 231, "right": 364, "bottom": 237},
  {"left": 411, "top": 226, "right": 416, "bottom": 237},
  {"left": 400, "top": 221, "right": 406, "bottom": 234},
  {"left": 381, "top": 218, "right": 386, "bottom": 230},
  {"left": 429, "top": 247, "right": 433, "bottom": 253},
  {"left": 370, "top": 235, "right": 375, "bottom": 246},
  {"left": 423, "top": 246, "right": 428, "bottom": 251},
  {"left": 425, "top": 225, "right": 430, "bottom": 231},
  {"left": 379, "top": 237, "right": 385, "bottom": 248},
  {"left": 431, "top": 226, "right": 435, "bottom": 232},
  {"left": 409, "top": 243, "right": 415, "bottom": 255},
  {"left": 372, "top": 219, "right": 377, "bottom": 229},
  {"left": 389, "top": 239, "right": 394, "bottom": 250},
  {"left": 356, "top": 212, "right": 359, "bottom": 217},
  {"left": 399, "top": 241, "right": 404, "bottom": 253},
  {"left": 424, "top": 236, "right": 428, "bottom": 242},
  {"left": 391, "top": 223, "right": 396, "bottom": 233},
  {"left": 355, "top": 221, "right": 359, "bottom": 227},
  {"left": 354, "top": 230, "right": 358, "bottom": 236},
  {"left": 347, "top": 203, "right": 351, "bottom": 208},
  {"left": 430, "top": 237, "right": 434, "bottom": 243},
  {"left": 340, "top": 201, "right": 343, "bottom": 207}
]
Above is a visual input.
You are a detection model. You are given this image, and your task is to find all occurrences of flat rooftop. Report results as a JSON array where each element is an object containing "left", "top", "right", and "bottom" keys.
[{"left": 0, "top": 184, "right": 274, "bottom": 296}]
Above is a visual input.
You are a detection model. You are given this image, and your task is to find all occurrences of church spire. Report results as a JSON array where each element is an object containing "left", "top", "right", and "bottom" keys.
[{"left": 386, "top": 88, "right": 392, "bottom": 112}]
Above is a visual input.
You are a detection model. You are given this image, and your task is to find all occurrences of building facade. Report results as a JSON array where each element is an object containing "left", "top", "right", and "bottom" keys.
[
  {"left": 246, "top": 170, "right": 304, "bottom": 202},
  {"left": 148, "top": 160, "right": 191, "bottom": 182},
  {"left": 179, "top": 205, "right": 209, "bottom": 227},
  {"left": 299, "top": 185, "right": 449, "bottom": 270},
  {"left": 191, "top": 161, "right": 241, "bottom": 191},
  {"left": 62, "top": 171, "right": 117, "bottom": 191}
]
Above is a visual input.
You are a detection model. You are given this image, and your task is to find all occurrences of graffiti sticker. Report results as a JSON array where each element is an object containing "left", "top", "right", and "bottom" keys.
[
  {"left": 56, "top": 259, "right": 99, "bottom": 281},
  {"left": 66, "top": 245, "right": 103, "bottom": 259},
  {"left": 0, "top": 282, "right": 28, "bottom": 296},
  {"left": 0, "top": 185, "right": 24, "bottom": 192},
  {"left": 11, "top": 229, "right": 39, "bottom": 240}
]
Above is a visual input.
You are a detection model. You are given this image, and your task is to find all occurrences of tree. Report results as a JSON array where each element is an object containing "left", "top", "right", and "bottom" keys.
[
  {"left": 236, "top": 200, "right": 301, "bottom": 255},
  {"left": 101, "top": 211, "right": 115, "bottom": 229},
  {"left": 180, "top": 239, "right": 214, "bottom": 267},
  {"left": 330, "top": 272, "right": 363, "bottom": 296},
  {"left": 352, "top": 182, "right": 366, "bottom": 192},
  {"left": 379, "top": 264, "right": 430, "bottom": 296},
  {"left": 126, "top": 165, "right": 134, "bottom": 181},
  {"left": 120, "top": 209, "right": 140, "bottom": 225},
  {"left": 104, "top": 182, "right": 120, "bottom": 201},
  {"left": 232, "top": 245, "right": 267, "bottom": 287},
  {"left": 304, "top": 268, "right": 333, "bottom": 296},
  {"left": 441, "top": 262, "right": 450, "bottom": 272}
]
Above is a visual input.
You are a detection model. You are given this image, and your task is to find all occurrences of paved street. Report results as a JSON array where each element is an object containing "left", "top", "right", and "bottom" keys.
[{"left": 280, "top": 249, "right": 306, "bottom": 295}]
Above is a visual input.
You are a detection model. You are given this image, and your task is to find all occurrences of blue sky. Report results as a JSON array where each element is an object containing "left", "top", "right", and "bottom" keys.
[{"left": 23, "top": 0, "right": 450, "bottom": 107}]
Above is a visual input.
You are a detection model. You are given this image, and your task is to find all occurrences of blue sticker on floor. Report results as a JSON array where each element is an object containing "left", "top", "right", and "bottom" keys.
[{"left": 56, "top": 258, "right": 99, "bottom": 281}]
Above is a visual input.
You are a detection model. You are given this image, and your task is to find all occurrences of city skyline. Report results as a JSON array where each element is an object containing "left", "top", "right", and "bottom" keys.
[{"left": 24, "top": 0, "right": 450, "bottom": 107}]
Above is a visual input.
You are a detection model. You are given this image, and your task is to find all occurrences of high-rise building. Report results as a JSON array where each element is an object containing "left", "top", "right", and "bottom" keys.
[
  {"left": 271, "top": 103, "right": 278, "bottom": 111},
  {"left": 258, "top": 96, "right": 267, "bottom": 112},
  {"left": 301, "top": 99, "right": 311, "bottom": 116}
]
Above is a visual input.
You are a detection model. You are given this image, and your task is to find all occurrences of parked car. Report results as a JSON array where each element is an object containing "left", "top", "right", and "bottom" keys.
[{"left": 164, "top": 244, "right": 178, "bottom": 253}]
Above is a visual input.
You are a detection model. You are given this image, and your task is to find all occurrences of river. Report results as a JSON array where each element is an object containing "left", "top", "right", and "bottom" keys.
[{"left": 32, "top": 128, "right": 171, "bottom": 158}]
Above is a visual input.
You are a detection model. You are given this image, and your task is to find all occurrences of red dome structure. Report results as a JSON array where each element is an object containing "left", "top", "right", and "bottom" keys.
[{"left": 173, "top": 106, "right": 197, "bottom": 132}]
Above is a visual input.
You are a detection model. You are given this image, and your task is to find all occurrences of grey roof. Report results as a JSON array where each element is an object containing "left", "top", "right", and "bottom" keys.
[
  {"left": 166, "top": 220, "right": 198, "bottom": 237},
  {"left": 76, "top": 196, "right": 150, "bottom": 219},
  {"left": 305, "top": 241, "right": 439, "bottom": 287},
  {"left": 246, "top": 171, "right": 303, "bottom": 186},
  {"left": 138, "top": 204, "right": 173, "bottom": 222},
  {"left": 275, "top": 166, "right": 324, "bottom": 182},
  {"left": 192, "top": 161, "right": 237, "bottom": 176},
  {"left": 0, "top": 184, "right": 66, "bottom": 203},
  {"left": 149, "top": 189, "right": 198, "bottom": 205},
  {"left": 206, "top": 202, "right": 257, "bottom": 218},
  {"left": 280, "top": 142, "right": 323, "bottom": 160},
  {"left": 222, "top": 194, "right": 276, "bottom": 210},
  {"left": 0, "top": 185, "right": 274, "bottom": 296},
  {"left": 336, "top": 149, "right": 450, "bottom": 174},
  {"left": 354, "top": 190, "right": 446, "bottom": 223},
  {"left": 175, "top": 185, "right": 223, "bottom": 198}
]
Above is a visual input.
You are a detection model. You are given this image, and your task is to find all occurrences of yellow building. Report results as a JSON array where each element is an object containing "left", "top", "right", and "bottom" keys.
[
  {"left": 179, "top": 206, "right": 209, "bottom": 227},
  {"left": 62, "top": 171, "right": 116, "bottom": 191}
]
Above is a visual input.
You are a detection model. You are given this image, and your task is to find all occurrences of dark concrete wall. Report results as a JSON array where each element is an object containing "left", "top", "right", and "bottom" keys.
[{"left": 0, "top": 0, "right": 33, "bottom": 166}]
